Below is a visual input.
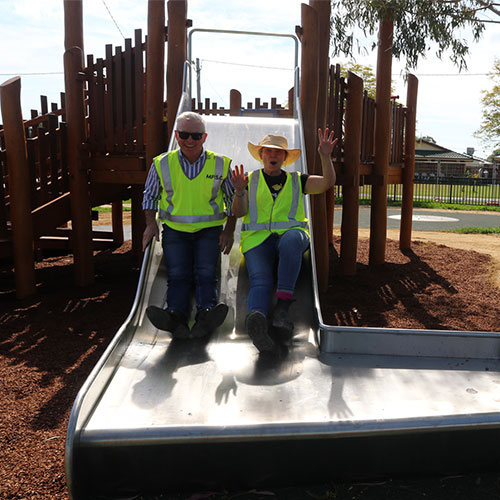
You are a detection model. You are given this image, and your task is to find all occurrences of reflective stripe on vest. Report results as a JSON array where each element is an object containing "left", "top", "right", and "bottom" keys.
[
  {"left": 157, "top": 152, "right": 226, "bottom": 223},
  {"left": 241, "top": 170, "right": 307, "bottom": 231}
]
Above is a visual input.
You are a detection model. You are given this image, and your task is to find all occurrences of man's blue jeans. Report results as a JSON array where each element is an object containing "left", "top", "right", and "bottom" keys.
[
  {"left": 162, "top": 224, "right": 222, "bottom": 316},
  {"left": 243, "top": 229, "right": 310, "bottom": 315}
]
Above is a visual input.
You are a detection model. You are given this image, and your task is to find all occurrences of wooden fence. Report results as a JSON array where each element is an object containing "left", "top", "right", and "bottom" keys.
[
  {"left": 0, "top": 131, "right": 7, "bottom": 238},
  {"left": 85, "top": 28, "right": 147, "bottom": 157},
  {"left": 328, "top": 63, "right": 407, "bottom": 172},
  {"left": 0, "top": 93, "right": 68, "bottom": 243},
  {"left": 191, "top": 90, "right": 294, "bottom": 118}
]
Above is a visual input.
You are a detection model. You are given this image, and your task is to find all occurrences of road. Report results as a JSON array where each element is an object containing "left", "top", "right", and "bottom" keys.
[{"left": 335, "top": 207, "right": 500, "bottom": 232}]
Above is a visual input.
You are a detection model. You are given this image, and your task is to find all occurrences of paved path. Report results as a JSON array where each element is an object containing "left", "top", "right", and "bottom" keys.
[{"left": 334, "top": 207, "right": 500, "bottom": 232}]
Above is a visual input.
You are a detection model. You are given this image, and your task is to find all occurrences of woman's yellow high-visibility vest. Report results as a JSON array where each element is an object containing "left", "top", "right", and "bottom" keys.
[
  {"left": 154, "top": 150, "right": 231, "bottom": 233},
  {"left": 240, "top": 169, "right": 309, "bottom": 254}
]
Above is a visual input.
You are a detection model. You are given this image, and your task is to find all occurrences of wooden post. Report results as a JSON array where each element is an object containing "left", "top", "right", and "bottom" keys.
[
  {"left": 142, "top": 0, "right": 166, "bottom": 256},
  {"left": 146, "top": 0, "right": 165, "bottom": 166},
  {"left": 300, "top": 4, "right": 329, "bottom": 292},
  {"left": 400, "top": 74, "right": 418, "bottom": 250},
  {"left": 111, "top": 200, "right": 124, "bottom": 245},
  {"left": 310, "top": 0, "right": 334, "bottom": 246},
  {"left": 340, "top": 71, "right": 363, "bottom": 276},
  {"left": 166, "top": 0, "right": 187, "bottom": 143},
  {"left": 64, "top": 0, "right": 84, "bottom": 54},
  {"left": 64, "top": 47, "right": 94, "bottom": 286},
  {"left": 369, "top": 14, "right": 393, "bottom": 266},
  {"left": 0, "top": 77, "right": 36, "bottom": 298},
  {"left": 230, "top": 89, "right": 242, "bottom": 116}
]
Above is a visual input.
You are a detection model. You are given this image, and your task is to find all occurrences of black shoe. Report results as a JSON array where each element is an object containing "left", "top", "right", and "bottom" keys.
[
  {"left": 190, "top": 303, "right": 229, "bottom": 338},
  {"left": 271, "top": 299, "right": 294, "bottom": 334},
  {"left": 246, "top": 310, "right": 276, "bottom": 353},
  {"left": 146, "top": 306, "right": 190, "bottom": 339}
]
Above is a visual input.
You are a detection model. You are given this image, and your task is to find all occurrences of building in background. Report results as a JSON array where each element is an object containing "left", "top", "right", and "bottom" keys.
[{"left": 415, "top": 139, "right": 494, "bottom": 180}]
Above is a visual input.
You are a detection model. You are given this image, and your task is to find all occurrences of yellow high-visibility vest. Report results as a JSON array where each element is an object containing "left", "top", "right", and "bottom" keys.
[
  {"left": 240, "top": 169, "right": 308, "bottom": 254},
  {"left": 154, "top": 150, "right": 231, "bottom": 233}
]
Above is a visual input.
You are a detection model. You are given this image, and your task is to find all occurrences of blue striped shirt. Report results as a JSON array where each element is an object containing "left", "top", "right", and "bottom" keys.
[{"left": 142, "top": 149, "right": 235, "bottom": 216}]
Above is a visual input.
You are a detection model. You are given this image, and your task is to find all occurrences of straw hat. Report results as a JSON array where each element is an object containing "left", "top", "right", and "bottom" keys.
[{"left": 247, "top": 134, "right": 301, "bottom": 167}]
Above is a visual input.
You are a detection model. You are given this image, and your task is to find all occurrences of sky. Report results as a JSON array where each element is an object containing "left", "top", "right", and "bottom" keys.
[{"left": 0, "top": 0, "right": 499, "bottom": 159}]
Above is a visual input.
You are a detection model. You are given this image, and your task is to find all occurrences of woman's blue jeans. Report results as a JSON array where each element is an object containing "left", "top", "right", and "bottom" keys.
[
  {"left": 243, "top": 229, "right": 310, "bottom": 315},
  {"left": 162, "top": 224, "right": 222, "bottom": 316}
]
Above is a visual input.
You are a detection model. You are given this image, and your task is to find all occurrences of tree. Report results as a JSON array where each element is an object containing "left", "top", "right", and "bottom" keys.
[
  {"left": 340, "top": 62, "right": 395, "bottom": 99},
  {"left": 330, "top": 0, "right": 491, "bottom": 71},
  {"left": 417, "top": 136, "right": 437, "bottom": 144},
  {"left": 487, "top": 148, "right": 500, "bottom": 163},
  {"left": 476, "top": 59, "right": 500, "bottom": 149}
]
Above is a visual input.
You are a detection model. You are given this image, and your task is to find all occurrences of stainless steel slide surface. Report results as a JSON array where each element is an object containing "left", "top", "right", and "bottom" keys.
[
  {"left": 82, "top": 115, "right": 319, "bottom": 435},
  {"left": 66, "top": 114, "right": 500, "bottom": 499}
]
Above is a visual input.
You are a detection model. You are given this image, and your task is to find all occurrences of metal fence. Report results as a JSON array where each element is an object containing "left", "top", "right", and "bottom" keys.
[{"left": 335, "top": 177, "right": 500, "bottom": 207}]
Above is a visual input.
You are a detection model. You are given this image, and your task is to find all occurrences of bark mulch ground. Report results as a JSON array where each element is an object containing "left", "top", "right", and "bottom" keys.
[{"left": 2, "top": 238, "right": 500, "bottom": 499}]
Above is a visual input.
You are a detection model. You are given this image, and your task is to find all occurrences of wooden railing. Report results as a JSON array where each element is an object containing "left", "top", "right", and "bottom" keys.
[
  {"left": 390, "top": 99, "right": 405, "bottom": 166},
  {"left": 327, "top": 64, "right": 345, "bottom": 162},
  {"left": 328, "top": 63, "right": 407, "bottom": 172},
  {"left": 0, "top": 93, "right": 68, "bottom": 228},
  {"left": 0, "top": 130, "right": 7, "bottom": 238},
  {"left": 191, "top": 90, "right": 294, "bottom": 118},
  {"left": 361, "top": 91, "right": 375, "bottom": 164},
  {"left": 84, "top": 28, "right": 146, "bottom": 157}
]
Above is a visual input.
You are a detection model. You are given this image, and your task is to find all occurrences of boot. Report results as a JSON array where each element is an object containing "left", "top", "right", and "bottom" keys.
[
  {"left": 246, "top": 310, "right": 276, "bottom": 353},
  {"left": 190, "top": 303, "right": 229, "bottom": 338},
  {"left": 146, "top": 306, "right": 190, "bottom": 339},
  {"left": 271, "top": 299, "right": 294, "bottom": 335}
]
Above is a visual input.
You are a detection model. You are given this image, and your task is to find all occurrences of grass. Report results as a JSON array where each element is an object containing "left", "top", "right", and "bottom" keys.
[
  {"left": 93, "top": 200, "right": 132, "bottom": 213},
  {"left": 447, "top": 227, "right": 500, "bottom": 235}
]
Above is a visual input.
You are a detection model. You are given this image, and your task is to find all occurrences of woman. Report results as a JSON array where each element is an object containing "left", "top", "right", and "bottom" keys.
[{"left": 232, "top": 128, "right": 337, "bottom": 353}]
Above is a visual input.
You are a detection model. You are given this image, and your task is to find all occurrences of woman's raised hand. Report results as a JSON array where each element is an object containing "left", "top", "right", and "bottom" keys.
[
  {"left": 317, "top": 127, "right": 337, "bottom": 156},
  {"left": 232, "top": 164, "right": 248, "bottom": 193}
]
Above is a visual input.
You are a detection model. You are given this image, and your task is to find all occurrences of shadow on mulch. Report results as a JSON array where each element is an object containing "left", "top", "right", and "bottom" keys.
[
  {"left": 0, "top": 242, "right": 140, "bottom": 431},
  {"left": 320, "top": 237, "right": 500, "bottom": 333}
]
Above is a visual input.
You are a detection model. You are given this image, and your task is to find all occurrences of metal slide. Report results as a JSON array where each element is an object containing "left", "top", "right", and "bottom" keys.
[{"left": 66, "top": 45, "right": 500, "bottom": 500}]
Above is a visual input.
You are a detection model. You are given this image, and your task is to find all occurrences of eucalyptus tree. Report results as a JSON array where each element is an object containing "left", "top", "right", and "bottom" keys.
[
  {"left": 476, "top": 59, "right": 500, "bottom": 150},
  {"left": 329, "top": 0, "right": 496, "bottom": 71}
]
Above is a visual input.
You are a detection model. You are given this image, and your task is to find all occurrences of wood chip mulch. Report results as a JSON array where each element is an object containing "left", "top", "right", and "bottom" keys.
[{"left": 1, "top": 238, "right": 500, "bottom": 499}]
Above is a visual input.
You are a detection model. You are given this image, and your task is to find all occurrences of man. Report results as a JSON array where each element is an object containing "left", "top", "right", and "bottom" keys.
[{"left": 142, "top": 111, "right": 236, "bottom": 339}]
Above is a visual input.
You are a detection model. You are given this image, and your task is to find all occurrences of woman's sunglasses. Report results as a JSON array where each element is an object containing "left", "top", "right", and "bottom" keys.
[{"left": 177, "top": 131, "right": 205, "bottom": 140}]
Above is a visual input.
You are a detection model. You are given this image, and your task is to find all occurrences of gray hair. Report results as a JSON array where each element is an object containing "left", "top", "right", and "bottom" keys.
[{"left": 176, "top": 111, "right": 206, "bottom": 133}]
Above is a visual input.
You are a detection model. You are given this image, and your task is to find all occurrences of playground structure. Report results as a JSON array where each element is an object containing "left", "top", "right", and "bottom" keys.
[
  {"left": 0, "top": 0, "right": 418, "bottom": 299},
  {"left": 1, "top": 1, "right": 500, "bottom": 498}
]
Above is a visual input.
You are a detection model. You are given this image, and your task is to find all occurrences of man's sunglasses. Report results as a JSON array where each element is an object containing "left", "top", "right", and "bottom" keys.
[{"left": 177, "top": 131, "right": 205, "bottom": 140}]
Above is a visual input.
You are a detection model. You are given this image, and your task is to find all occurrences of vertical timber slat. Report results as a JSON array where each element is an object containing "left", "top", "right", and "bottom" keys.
[
  {"left": 115, "top": 46, "right": 125, "bottom": 153},
  {"left": 105, "top": 44, "right": 115, "bottom": 152},
  {"left": 95, "top": 58, "right": 106, "bottom": 154},
  {"left": 48, "top": 113, "right": 60, "bottom": 195},
  {"left": 124, "top": 38, "right": 134, "bottom": 153},
  {"left": 134, "top": 29, "right": 144, "bottom": 153},
  {"left": 230, "top": 89, "right": 241, "bottom": 116}
]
